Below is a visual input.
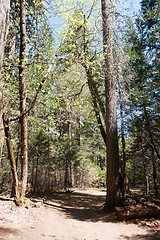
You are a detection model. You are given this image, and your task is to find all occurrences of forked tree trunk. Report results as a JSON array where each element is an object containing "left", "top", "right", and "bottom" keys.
[{"left": 101, "top": 0, "right": 121, "bottom": 210}]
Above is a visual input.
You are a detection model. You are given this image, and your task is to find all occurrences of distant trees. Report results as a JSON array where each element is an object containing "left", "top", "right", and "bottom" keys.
[{"left": 125, "top": 0, "right": 160, "bottom": 196}]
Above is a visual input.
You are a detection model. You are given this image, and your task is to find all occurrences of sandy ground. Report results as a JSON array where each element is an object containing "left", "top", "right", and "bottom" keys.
[{"left": 0, "top": 189, "right": 160, "bottom": 240}]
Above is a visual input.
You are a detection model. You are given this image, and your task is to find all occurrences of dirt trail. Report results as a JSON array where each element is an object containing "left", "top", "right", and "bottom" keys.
[{"left": 0, "top": 189, "right": 160, "bottom": 240}]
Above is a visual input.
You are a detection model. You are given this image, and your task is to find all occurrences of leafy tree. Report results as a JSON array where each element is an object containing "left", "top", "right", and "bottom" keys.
[{"left": 1, "top": 0, "right": 59, "bottom": 203}]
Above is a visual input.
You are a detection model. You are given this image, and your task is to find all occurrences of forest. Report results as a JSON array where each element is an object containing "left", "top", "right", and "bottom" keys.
[{"left": 0, "top": 0, "right": 159, "bottom": 213}]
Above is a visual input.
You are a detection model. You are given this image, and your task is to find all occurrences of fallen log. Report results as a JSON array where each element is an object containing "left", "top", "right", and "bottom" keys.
[{"left": 115, "top": 204, "right": 159, "bottom": 220}]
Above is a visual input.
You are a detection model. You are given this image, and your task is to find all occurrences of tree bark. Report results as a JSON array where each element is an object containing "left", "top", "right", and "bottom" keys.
[
  {"left": 19, "top": 0, "right": 28, "bottom": 199},
  {"left": 101, "top": 0, "right": 121, "bottom": 210}
]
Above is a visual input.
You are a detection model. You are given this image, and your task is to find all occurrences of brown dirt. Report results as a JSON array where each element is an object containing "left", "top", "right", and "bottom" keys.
[{"left": 0, "top": 189, "right": 160, "bottom": 240}]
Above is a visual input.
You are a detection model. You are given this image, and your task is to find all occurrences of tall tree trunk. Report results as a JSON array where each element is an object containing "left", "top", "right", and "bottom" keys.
[
  {"left": 0, "top": 0, "right": 10, "bottom": 164},
  {"left": 101, "top": 0, "right": 121, "bottom": 210},
  {"left": 19, "top": 0, "right": 28, "bottom": 199}
]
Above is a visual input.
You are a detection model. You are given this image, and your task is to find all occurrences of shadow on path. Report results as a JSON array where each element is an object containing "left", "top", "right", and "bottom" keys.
[
  {"left": 43, "top": 190, "right": 119, "bottom": 223},
  {"left": 0, "top": 226, "right": 21, "bottom": 239},
  {"left": 119, "top": 230, "right": 160, "bottom": 240},
  {"left": 40, "top": 190, "right": 160, "bottom": 240}
]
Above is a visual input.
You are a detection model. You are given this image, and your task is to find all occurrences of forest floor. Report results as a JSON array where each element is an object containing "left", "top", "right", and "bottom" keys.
[{"left": 0, "top": 189, "right": 160, "bottom": 240}]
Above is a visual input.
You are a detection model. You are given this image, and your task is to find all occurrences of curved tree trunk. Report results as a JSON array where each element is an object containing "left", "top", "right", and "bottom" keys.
[{"left": 3, "top": 113, "right": 20, "bottom": 202}]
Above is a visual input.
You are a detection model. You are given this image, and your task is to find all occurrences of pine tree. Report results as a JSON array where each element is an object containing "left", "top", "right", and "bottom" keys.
[{"left": 125, "top": 0, "right": 160, "bottom": 196}]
